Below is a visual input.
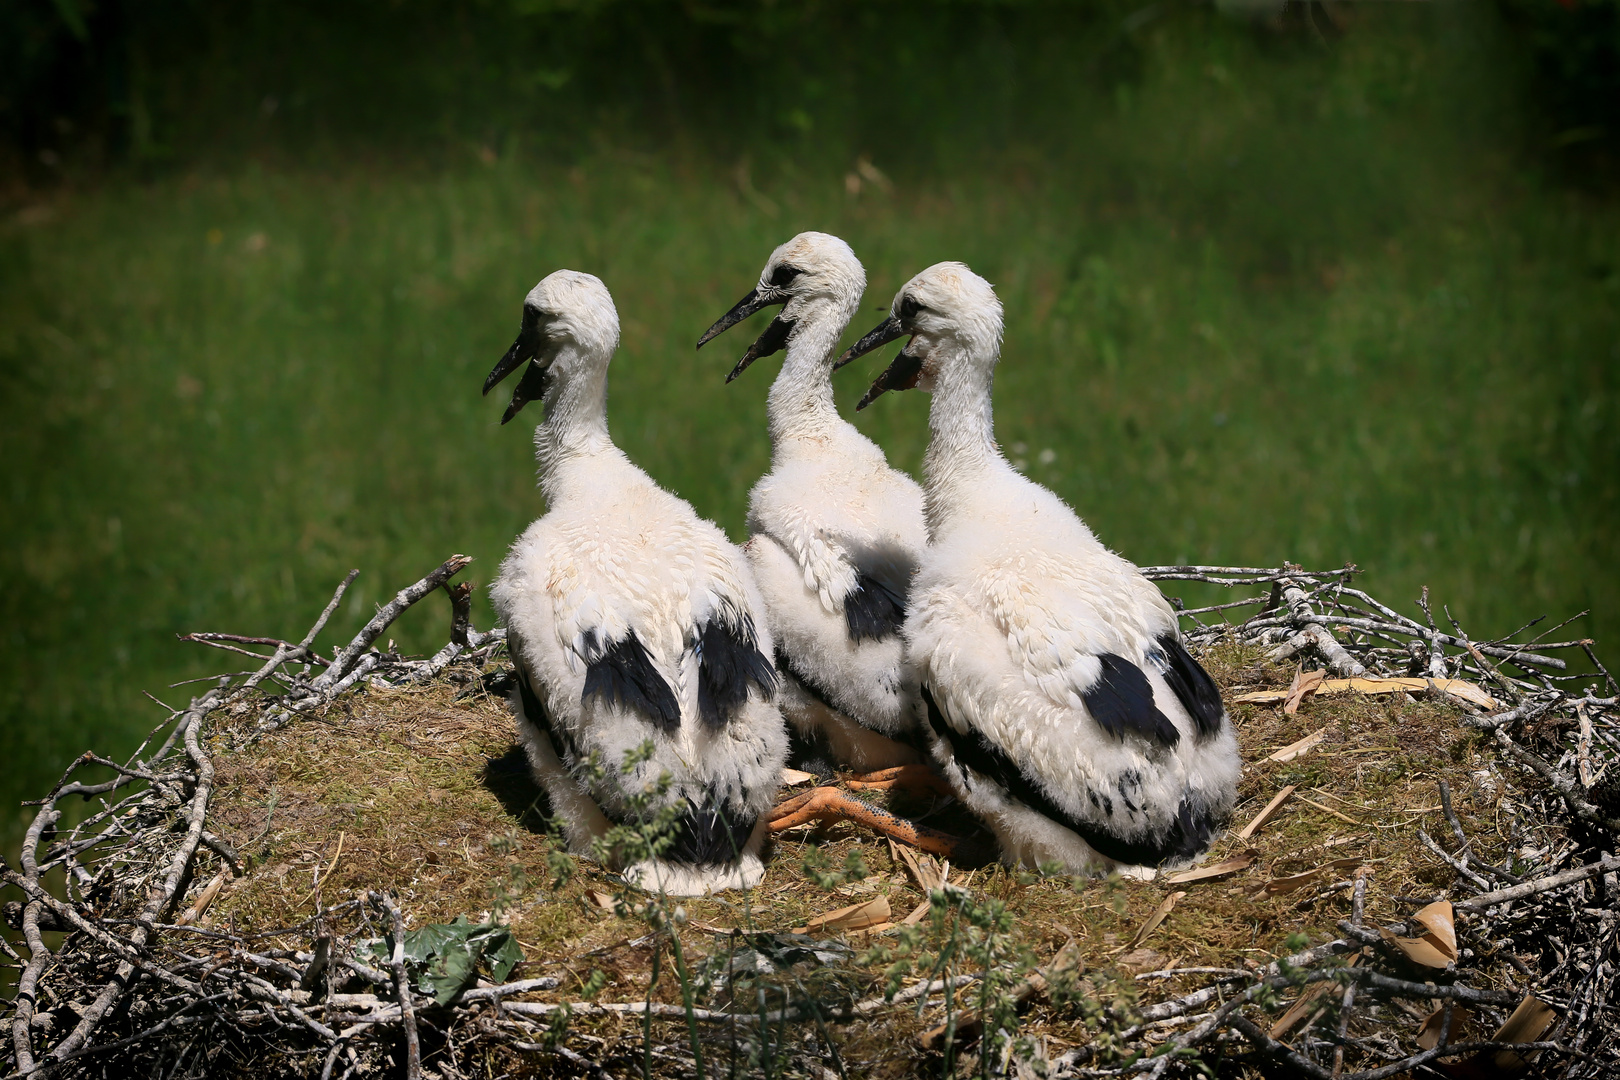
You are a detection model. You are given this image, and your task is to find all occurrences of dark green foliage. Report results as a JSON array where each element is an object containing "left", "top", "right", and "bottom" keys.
[
  {"left": 356, "top": 914, "right": 524, "bottom": 1005},
  {"left": 7, "top": 0, "right": 1139, "bottom": 173},
  {"left": 1496, "top": 0, "right": 1620, "bottom": 176}
]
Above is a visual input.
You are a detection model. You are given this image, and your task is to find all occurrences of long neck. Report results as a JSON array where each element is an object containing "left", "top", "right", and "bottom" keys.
[
  {"left": 766, "top": 313, "right": 846, "bottom": 446},
  {"left": 534, "top": 343, "right": 617, "bottom": 500},
  {"left": 922, "top": 341, "right": 1002, "bottom": 533}
]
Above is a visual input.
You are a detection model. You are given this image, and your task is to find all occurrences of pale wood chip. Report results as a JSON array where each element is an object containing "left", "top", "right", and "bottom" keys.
[
  {"left": 1119, "top": 891, "right": 1186, "bottom": 952},
  {"left": 1266, "top": 727, "right": 1327, "bottom": 762},
  {"left": 901, "top": 899, "right": 930, "bottom": 925},
  {"left": 1491, "top": 995, "right": 1557, "bottom": 1070},
  {"left": 1416, "top": 1003, "right": 1472, "bottom": 1050},
  {"left": 794, "top": 895, "right": 892, "bottom": 935},
  {"left": 1164, "top": 851, "right": 1256, "bottom": 885},
  {"left": 1283, "top": 669, "right": 1327, "bottom": 715},
  {"left": 1410, "top": 900, "right": 1457, "bottom": 960},
  {"left": 1237, "top": 785, "right": 1298, "bottom": 840},
  {"left": 1232, "top": 676, "right": 1496, "bottom": 710}
]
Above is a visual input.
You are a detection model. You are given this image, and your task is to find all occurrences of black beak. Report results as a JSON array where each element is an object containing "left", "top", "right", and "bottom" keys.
[
  {"left": 833, "top": 314, "right": 905, "bottom": 371},
  {"left": 484, "top": 321, "right": 550, "bottom": 424},
  {"left": 855, "top": 348, "right": 926, "bottom": 411},
  {"left": 697, "top": 286, "right": 794, "bottom": 382},
  {"left": 725, "top": 314, "right": 794, "bottom": 382}
]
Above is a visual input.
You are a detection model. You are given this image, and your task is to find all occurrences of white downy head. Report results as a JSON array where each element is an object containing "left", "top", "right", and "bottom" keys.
[
  {"left": 697, "top": 231, "right": 866, "bottom": 382},
  {"left": 482, "top": 269, "right": 621, "bottom": 426},
  {"left": 838, "top": 261, "right": 1004, "bottom": 408}
]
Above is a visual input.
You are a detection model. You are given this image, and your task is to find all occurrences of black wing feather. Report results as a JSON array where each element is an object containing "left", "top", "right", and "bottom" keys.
[
  {"left": 922, "top": 685, "right": 1215, "bottom": 866},
  {"left": 696, "top": 617, "right": 778, "bottom": 730},
  {"left": 843, "top": 571, "right": 907, "bottom": 643},
  {"left": 583, "top": 631, "right": 681, "bottom": 733},
  {"left": 665, "top": 797, "right": 757, "bottom": 867},
  {"left": 1152, "top": 633, "right": 1224, "bottom": 738},
  {"left": 514, "top": 655, "right": 585, "bottom": 767},
  {"left": 1082, "top": 654, "right": 1180, "bottom": 747}
]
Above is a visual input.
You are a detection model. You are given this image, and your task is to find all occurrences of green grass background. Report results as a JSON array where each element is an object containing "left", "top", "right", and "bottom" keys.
[{"left": 3, "top": 5, "right": 1618, "bottom": 849}]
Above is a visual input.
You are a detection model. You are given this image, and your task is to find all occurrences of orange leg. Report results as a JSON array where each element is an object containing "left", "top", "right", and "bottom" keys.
[
  {"left": 767, "top": 786, "right": 961, "bottom": 858},
  {"left": 845, "top": 764, "right": 955, "bottom": 797}
]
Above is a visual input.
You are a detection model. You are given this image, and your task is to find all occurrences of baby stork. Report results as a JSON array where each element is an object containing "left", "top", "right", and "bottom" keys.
[
  {"left": 486, "top": 270, "right": 787, "bottom": 895},
  {"left": 696, "top": 234, "right": 928, "bottom": 775},
  {"left": 838, "top": 263, "right": 1241, "bottom": 873}
]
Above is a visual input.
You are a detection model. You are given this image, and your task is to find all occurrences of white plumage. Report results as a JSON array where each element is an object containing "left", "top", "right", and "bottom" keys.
[
  {"left": 485, "top": 270, "right": 787, "bottom": 895},
  {"left": 696, "top": 232, "right": 928, "bottom": 772},
  {"left": 840, "top": 262, "right": 1242, "bottom": 874}
]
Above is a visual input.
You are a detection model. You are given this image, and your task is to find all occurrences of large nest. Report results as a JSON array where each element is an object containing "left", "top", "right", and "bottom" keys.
[{"left": 4, "top": 558, "right": 1618, "bottom": 1079}]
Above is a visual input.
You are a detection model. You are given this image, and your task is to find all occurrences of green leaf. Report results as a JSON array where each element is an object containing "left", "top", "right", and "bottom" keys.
[
  {"left": 355, "top": 915, "right": 527, "bottom": 1006},
  {"left": 480, "top": 927, "right": 524, "bottom": 982}
]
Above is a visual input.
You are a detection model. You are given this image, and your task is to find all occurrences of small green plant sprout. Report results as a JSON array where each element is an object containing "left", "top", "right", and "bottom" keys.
[
  {"left": 486, "top": 830, "right": 535, "bottom": 922},
  {"left": 801, "top": 846, "right": 870, "bottom": 889},
  {"left": 578, "top": 968, "right": 609, "bottom": 999},
  {"left": 546, "top": 843, "right": 575, "bottom": 890},
  {"left": 1102, "top": 870, "right": 1130, "bottom": 913},
  {"left": 541, "top": 1001, "right": 574, "bottom": 1048},
  {"left": 857, "top": 921, "right": 927, "bottom": 1001},
  {"left": 587, "top": 740, "right": 685, "bottom": 872}
]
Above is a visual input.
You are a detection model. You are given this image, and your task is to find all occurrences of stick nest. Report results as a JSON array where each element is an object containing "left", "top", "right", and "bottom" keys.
[{"left": 4, "top": 559, "right": 1618, "bottom": 1079}]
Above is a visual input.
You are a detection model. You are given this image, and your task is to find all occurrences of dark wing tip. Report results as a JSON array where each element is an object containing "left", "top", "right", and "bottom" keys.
[
  {"left": 844, "top": 572, "right": 907, "bottom": 642},
  {"left": 696, "top": 617, "right": 778, "bottom": 730},
  {"left": 923, "top": 683, "right": 1217, "bottom": 867},
  {"left": 1083, "top": 654, "right": 1180, "bottom": 748},
  {"left": 583, "top": 631, "right": 681, "bottom": 732},
  {"left": 1154, "top": 633, "right": 1225, "bottom": 738}
]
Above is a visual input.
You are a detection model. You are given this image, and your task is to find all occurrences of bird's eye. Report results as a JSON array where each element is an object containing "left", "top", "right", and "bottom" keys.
[
  {"left": 769, "top": 264, "right": 802, "bottom": 288},
  {"left": 899, "top": 296, "right": 924, "bottom": 321}
]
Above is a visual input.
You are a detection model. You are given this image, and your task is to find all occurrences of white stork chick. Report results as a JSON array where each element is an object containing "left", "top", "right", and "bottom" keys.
[
  {"left": 696, "top": 233, "right": 928, "bottom": 774},
  {"left": 485, "top": 270, "right": 787, "bottom": 896},
  {"left": 838, "top": 263, "right": 1241, "bottom": 873}
]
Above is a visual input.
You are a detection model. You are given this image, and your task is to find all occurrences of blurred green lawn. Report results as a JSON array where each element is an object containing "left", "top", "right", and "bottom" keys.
[{"left": 2, "top": 11, "right": 1617, "bottom": 847}]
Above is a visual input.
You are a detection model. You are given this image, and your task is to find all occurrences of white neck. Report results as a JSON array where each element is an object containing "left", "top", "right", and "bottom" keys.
[
  {"left": 532, "top": 342, "right": 617, "bottom": 501},
  {"left": 766, "top": 311, "right": 847, "bottom": 447},
  {"left": 922, "top": 340, "right": 1003, "bottom": 534}
]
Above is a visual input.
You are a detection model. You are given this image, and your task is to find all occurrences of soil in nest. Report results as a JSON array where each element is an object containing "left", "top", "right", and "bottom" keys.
[{"left": 201, "top": 644, "right": 1556, "bottom": 1075}]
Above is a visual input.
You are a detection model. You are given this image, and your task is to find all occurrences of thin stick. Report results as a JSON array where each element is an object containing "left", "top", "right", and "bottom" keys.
[
  {"left": 1456, "top": 854, "right": 1620, "bottom": 913},
  {"left": 312, "top": 557, "right": 471, "bottom": 693},
  {"left": 374, "top": 893, "right": 421, "bottom": 1080}
]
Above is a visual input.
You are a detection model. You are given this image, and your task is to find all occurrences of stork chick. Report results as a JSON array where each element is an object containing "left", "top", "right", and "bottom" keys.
[
  {"left": 839, "top": 263, "right": 1241, "bottom": 874},
  {"left": 487, "top": 270, "right": 787, "bottom": 895},
  {"left": 697, "top": 232, "right": 929, "bottom": 775}
]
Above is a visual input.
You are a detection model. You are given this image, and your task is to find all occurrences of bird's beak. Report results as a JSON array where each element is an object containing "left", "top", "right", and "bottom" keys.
[
  {"left": 855, "top": 348, "right": 926, "bottom": 411},
  {"left": 484, "top": 322, "right": 551, "bottom": 424},
  {"left": 697, "top": 287, "right": 793, "bottom": 382},
  {"left": 833, "top": 313, "right": 905, "bottom": 371}
]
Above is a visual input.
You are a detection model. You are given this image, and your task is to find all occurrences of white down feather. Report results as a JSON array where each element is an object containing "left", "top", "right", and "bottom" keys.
[
  {"left": 488, "top": 270, "right": 787, "bottom": 896},
  {"left": 849, "top": 262, "right": 1242, "bottom": 875},
  {"left": 703, "top": 233, "right": 929, "bottom": 771}
]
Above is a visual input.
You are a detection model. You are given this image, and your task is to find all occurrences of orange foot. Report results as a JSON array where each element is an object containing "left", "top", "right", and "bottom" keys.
[
  {"left": 768, "top": 786, "right": 961, "bottom": 858},
  {"left": 845, "top": 764, "right": 955, "bottom": 798}
]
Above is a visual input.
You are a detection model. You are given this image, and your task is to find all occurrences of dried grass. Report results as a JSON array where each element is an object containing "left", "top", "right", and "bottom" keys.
[
  {"left": 8, "top": 560, "right": 1615, "bottom": 1079},
  {"left": 182, "top": 639, "right": 1552, "bottom": 1075}
]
